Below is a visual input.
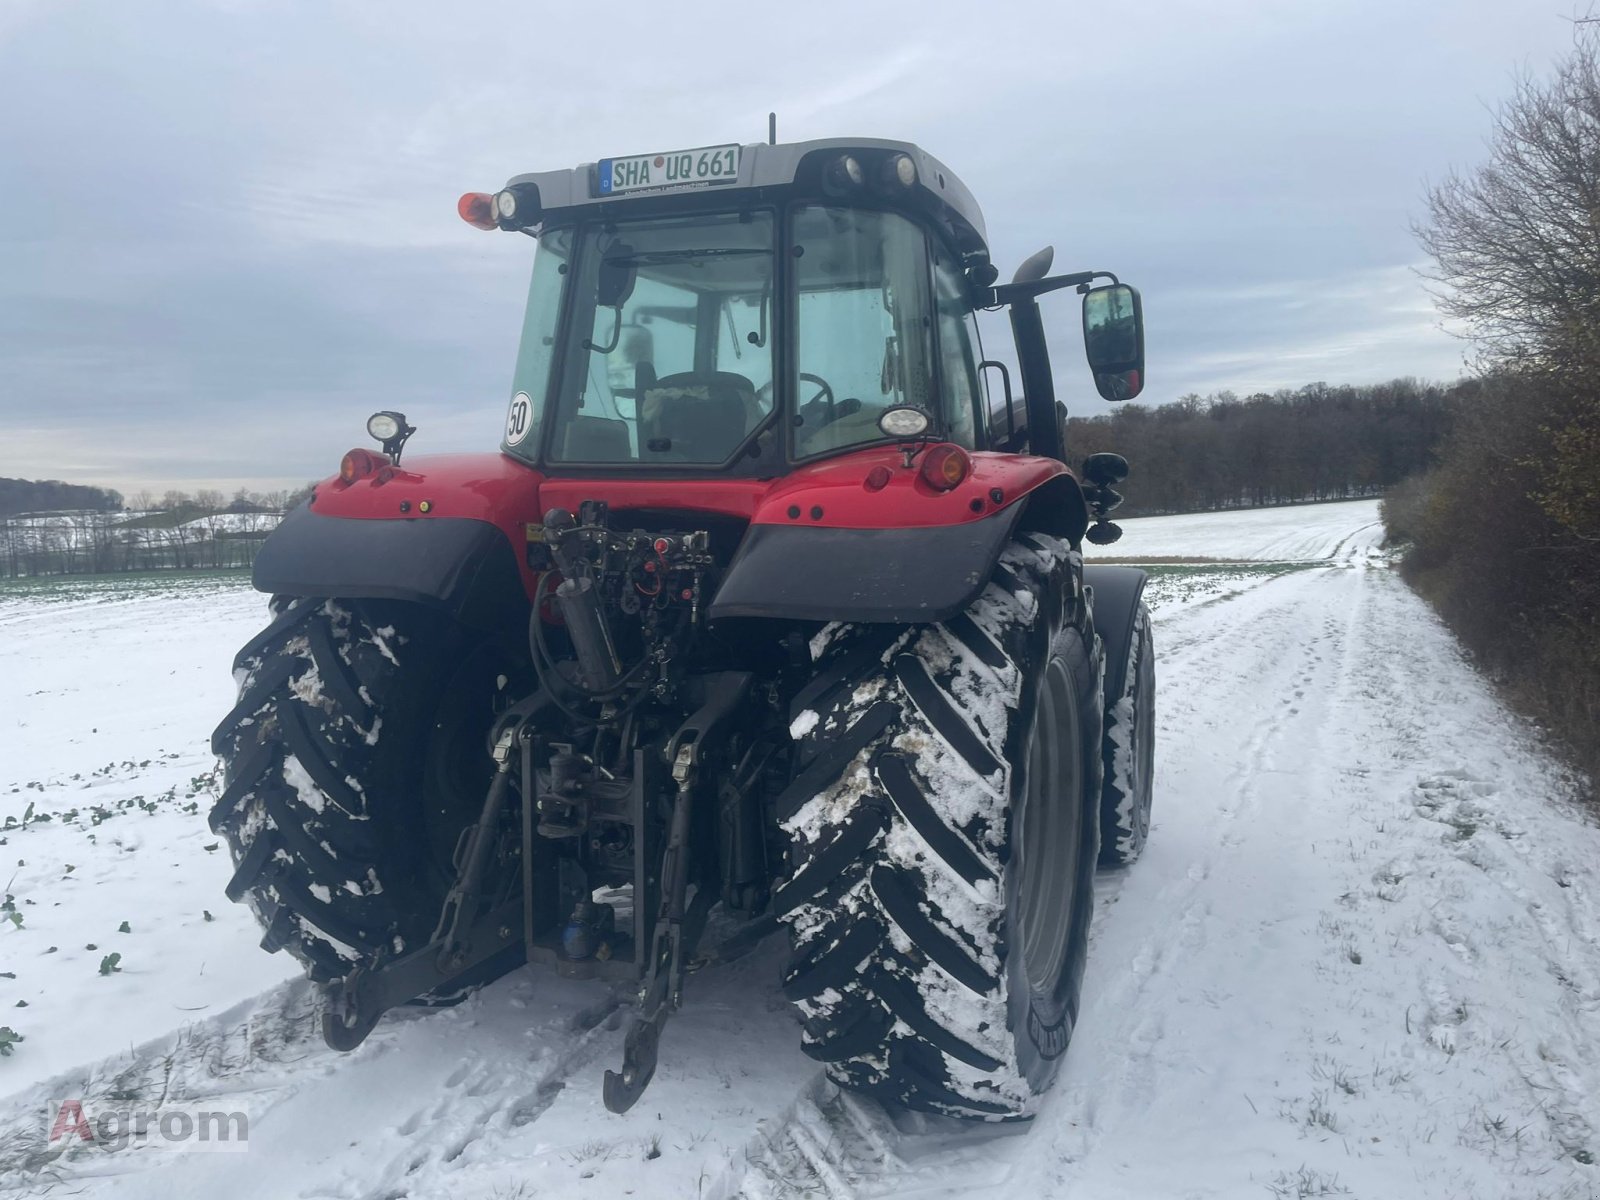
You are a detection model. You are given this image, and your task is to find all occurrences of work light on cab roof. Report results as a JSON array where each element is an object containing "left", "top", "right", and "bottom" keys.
[{"left": 219, "top": 131, "right": 1156, "bottom": 1126}]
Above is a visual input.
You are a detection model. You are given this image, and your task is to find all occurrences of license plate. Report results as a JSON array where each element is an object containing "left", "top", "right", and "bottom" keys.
[{"left": 597, "top": 144, "right": 741, "bottom": 196}]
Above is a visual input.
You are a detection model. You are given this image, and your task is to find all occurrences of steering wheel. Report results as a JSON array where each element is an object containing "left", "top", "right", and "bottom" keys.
[{"left": 757, "top": 372, "right": 836, "bottom": 423}]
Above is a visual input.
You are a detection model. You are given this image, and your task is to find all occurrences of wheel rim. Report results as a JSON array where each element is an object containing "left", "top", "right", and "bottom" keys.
[{"left": 1016, "top": 656, "right": 1081, "bottom": 997}]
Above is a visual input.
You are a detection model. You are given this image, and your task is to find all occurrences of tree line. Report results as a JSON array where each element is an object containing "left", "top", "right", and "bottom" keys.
[
  {"left": 0, "top": 477, "right": 313, "bottom": 519},
  {"left": 1385, "top": 34, "right": 1600, "bottom": 795},
  {"left": 1066, "top": 378, "right": 1458, "bottom": 516},
  {"left": 0, "top": 477, "right": 123, "bottom": 518},
  {"left": 0, "top": 480, "right": 313, "bottom": 580}
]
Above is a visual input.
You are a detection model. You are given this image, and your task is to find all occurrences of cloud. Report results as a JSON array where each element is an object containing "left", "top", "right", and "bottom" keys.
[{"left": 0, "top": 0, "right": 1577, "bottom": 494}]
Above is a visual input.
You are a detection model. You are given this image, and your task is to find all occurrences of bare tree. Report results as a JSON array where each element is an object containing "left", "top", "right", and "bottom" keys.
[
  {"left": 1402, "top": 32, "right": 1600, "bottom": 789},
  {"left": 1417, "top": 34, "right": 1600, "bottom": 365}
]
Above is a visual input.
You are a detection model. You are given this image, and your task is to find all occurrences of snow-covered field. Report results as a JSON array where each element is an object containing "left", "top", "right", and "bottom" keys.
[
  {"left": 2, "top": 499, "right": 1598, "bottom": 1200},
  {"left": 1103, "top": 497, "right": 1386, "bottom": 563},
  {"left": 0, "top": 574, "right": 298, "bottom": 1088}
]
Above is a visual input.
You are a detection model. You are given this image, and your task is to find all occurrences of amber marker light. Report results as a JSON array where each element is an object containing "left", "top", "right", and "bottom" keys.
[
  {"left": 339, "top": 448, "right": 384, "bottom": 484},
  {"left": 919, "top": 444, "right": 971, "bottom": 491}
]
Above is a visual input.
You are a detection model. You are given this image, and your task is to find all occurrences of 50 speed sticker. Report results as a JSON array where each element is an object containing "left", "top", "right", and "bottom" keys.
[{"left": 505, "top": 392, "right": 534, "bottom": 446}]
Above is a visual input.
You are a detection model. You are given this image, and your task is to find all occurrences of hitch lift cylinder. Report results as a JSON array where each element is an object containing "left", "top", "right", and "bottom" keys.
[{"left": 556, "top": 575, "right": 623, "bottom": 692}]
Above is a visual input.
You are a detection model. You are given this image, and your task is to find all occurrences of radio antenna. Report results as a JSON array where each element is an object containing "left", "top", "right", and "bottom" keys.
[{"left": 768, "top": 112, "right": 777, "bottom": 145}]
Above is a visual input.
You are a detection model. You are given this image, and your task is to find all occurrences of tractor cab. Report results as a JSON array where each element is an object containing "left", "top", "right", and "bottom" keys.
[{"left": 459, "top": 138, "right": 1146, "bottom": 479}]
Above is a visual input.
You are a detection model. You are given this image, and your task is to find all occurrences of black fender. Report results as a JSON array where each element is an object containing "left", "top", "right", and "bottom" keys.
[
  {"left": 709, "top": 473, "right": 1089, "bottom": 625},
  {"left": 1082, "top": 564, "right": 1149, "bottom": 706},
  {"left": 251, "top": 505, "right": 527, "bottom": 628},
  {"left": 709, "top": 504, "right": 1028, "bottom": 624}
]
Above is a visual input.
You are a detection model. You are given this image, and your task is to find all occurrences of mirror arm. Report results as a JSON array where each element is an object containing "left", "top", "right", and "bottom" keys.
[
  {"left": 989, "top": 269, "right": 1118, "bottom": 307},
  {"left": 582, "top": 306, "right": 624, "bottom": 354}
]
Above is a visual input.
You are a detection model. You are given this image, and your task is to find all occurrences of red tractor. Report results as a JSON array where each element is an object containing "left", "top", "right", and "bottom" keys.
[{"left": 210, "top": 137, "right": 1156, "bottom": 1119}]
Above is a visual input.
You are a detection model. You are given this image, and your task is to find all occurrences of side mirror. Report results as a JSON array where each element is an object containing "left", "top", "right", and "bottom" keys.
[
  {"left": 1081, "top": 452, "right": 1129, "bottom": 487},
  {"left": 1082, "top": 284, "right": 1145, "bottom": 402},
  {"left": 584, "top": 244, "right": 637, "bottom": 354},
  {"left": 596, "top": 245, "right": 638, "bottom": 309}
]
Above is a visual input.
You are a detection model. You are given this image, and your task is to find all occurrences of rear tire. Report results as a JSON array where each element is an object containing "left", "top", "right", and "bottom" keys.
[
  {"left": 774, "top": 535, "right": 1102, "bottom": 1118},
  {"left": 209, "top": 598, "right": 527, "bottom": 984},
  {"left": 1098, "top": 602, "right": 1155, "bottom": 867}
]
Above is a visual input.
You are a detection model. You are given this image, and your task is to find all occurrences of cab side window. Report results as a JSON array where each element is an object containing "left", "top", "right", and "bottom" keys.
[
  {"left": 932, "top": 253, "right": 980, "bottom": 448},
  {"left": 791, "top": 206, "right": 935, "bottom": 458}
]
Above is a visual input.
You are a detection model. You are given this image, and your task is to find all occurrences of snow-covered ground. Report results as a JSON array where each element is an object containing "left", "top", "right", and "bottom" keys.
[
  {"left": 2, "top": 499, "right": 1598, "bottom": 1200},
  {"left": 1100, "top": 497, "right": 1385, "bottom": 562},
  {"left": 0, "top": 575, "right": 299, "bottom": 1087}
]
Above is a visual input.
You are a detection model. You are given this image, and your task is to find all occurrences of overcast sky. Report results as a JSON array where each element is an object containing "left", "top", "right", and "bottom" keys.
[{"left": 0, "top": 0, "right": 1581, "bottom": 496}]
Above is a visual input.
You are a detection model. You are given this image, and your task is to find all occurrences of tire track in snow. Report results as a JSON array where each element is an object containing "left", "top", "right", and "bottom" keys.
[
  {"left": 0, "top": 941, "right": 822, "bottom": 1200},
  {"left": 1325, "top": 519, "right": 1384, "bottom": 564},
  {"left": 355, "top": 992, "right": 627, "bottom": 1200},
  {"left": 1036, "top": 567, "right": 1366, "bottom": 1169},
  {"left": 1017, "top": 564, "right": 1600, "bottom": 1199},
  {"left": 1336, "top": 574, "right": 1600, "bottom": 1172}
]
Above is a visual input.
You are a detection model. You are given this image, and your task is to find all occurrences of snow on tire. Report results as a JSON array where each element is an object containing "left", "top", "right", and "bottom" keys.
[
  {"left": 775, "top": 534, "right": 1103, "bottom": 1119},
  {"left": 1098, "top": 601, "right": 1155, "bottom": 867},
  {"left": 209, "top": 599, "right": 469, "bottom": 983}
]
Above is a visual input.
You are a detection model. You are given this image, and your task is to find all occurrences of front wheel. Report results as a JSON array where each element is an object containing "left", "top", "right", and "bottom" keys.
[
  {"left": 774, "top": 535, "right": 1102, "bottom": 1118},
  {"left": 1098, "top": 602, "right": 1155, "bottom": 866}
]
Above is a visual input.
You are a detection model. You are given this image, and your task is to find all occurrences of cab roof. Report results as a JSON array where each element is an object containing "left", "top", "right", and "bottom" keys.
[{"left": 502, "top": 137, "right": 991, "bottom": 263}]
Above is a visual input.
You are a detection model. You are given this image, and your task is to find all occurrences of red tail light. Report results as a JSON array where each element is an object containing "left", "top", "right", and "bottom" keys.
[
  {"left": 919, "top": 443, "right": 971, "bottom": 492},
  {"left": 339, "top": 448, "right": 385, "bottom": 484},
  {"left": 458, "top": 192, "right": 496, "bottom": 230}
]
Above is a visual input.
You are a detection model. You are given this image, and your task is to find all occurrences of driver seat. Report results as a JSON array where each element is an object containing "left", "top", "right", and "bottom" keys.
[{"left": 640, "top": 371, "right": 753, "bottom": 461}]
